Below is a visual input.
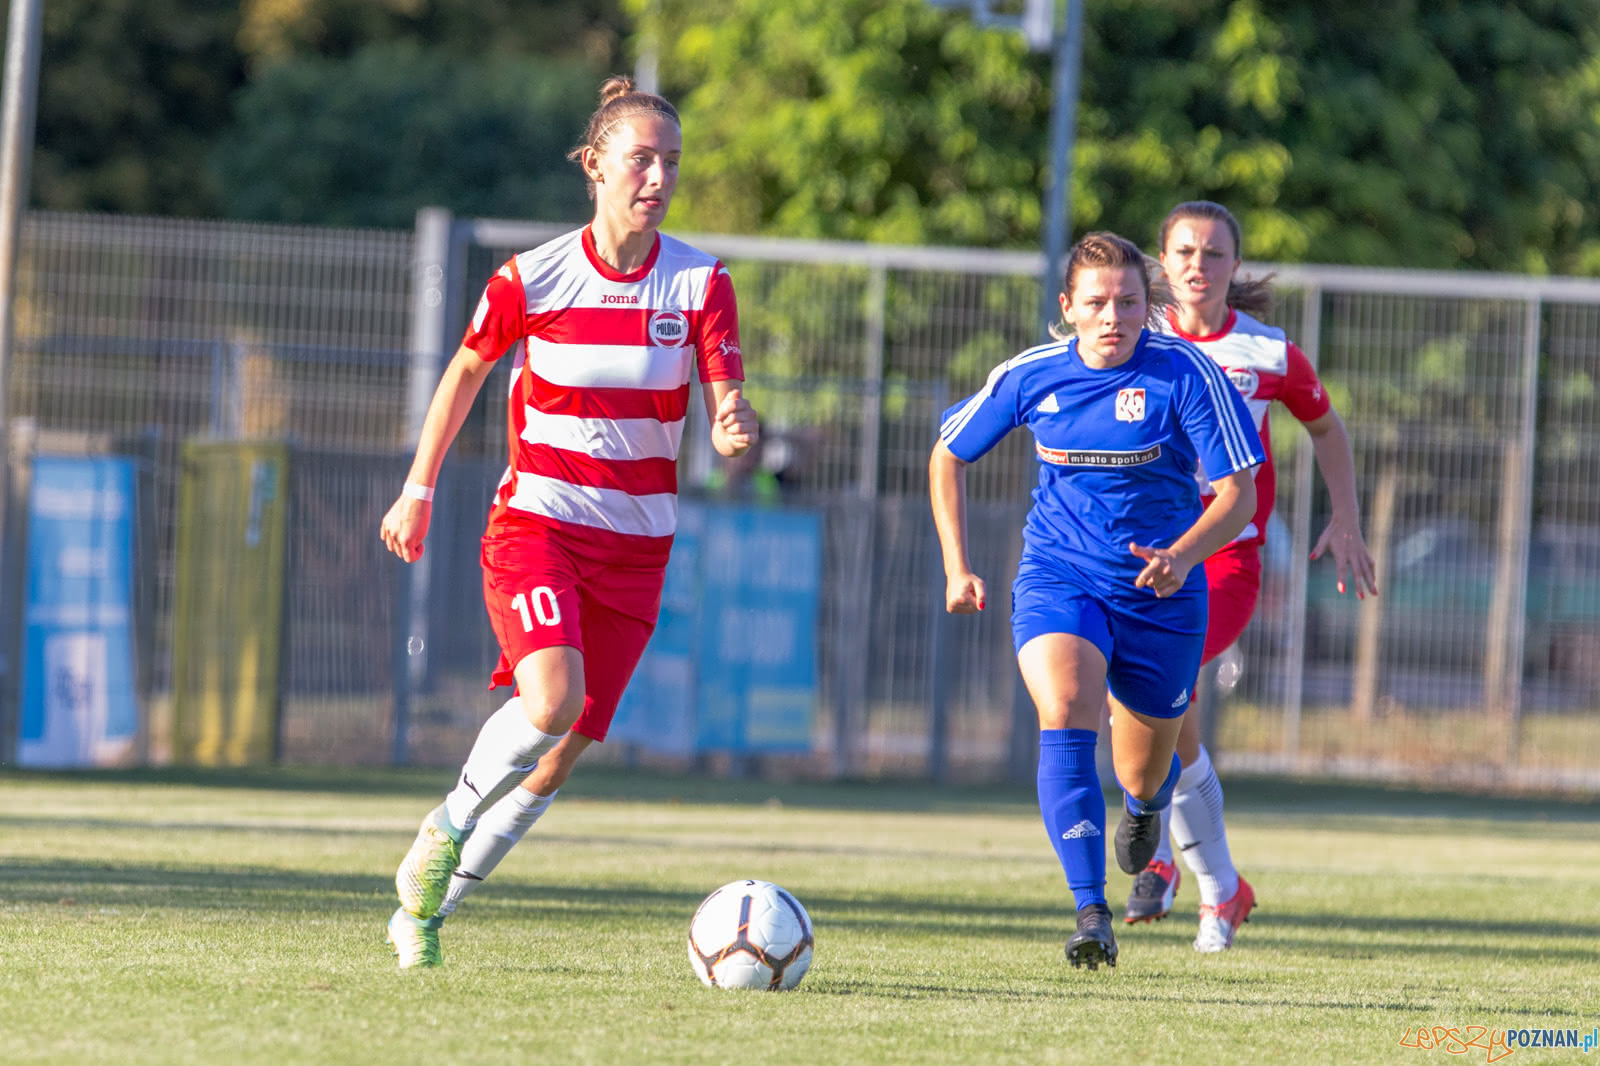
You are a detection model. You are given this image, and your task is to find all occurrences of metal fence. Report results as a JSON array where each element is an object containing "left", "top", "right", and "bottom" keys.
[{"left": 5, "top": 208, "right": 1600, "bottom": 792}]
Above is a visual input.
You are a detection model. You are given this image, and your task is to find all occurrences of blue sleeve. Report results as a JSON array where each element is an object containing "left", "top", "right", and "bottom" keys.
[
  {"left": 1171, "top": 343, "right": 1266, "bottom": 480},
  {"left": 937, "top": 359, "right": 1024, "bottom": 463}
]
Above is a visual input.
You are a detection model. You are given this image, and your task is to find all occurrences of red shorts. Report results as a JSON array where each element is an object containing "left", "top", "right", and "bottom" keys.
[
  {"left": 480, "top": 528, "right": 663, "bottom": 742},
  {"left": 1201, "top": 541, "right": 1262, "bottom": 665}
]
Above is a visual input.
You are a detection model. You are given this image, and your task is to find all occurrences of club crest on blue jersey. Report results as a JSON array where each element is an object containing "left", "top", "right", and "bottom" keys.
[{"left": 1115, "top": 388, "right": 1146, "bottom": 422}]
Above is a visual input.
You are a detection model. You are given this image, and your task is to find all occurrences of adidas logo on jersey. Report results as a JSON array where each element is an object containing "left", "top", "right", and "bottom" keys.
[
  {"left": 1036, "top": 393, "right": 1060, "bottom": 414},
  {"left": 1061, "top": 819, "right": 1101, "bottom": 840}
]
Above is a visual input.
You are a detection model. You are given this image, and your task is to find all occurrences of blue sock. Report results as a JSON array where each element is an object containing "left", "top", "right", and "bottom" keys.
[
  {"left": 1123, "top": 752, "right": 1182, "bottom": 816},
  {"left": 1037, "top": 728, "right": 1106, "bottom": 911}
]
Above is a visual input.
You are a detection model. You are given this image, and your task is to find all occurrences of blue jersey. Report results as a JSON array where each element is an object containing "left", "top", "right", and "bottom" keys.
[{"left": 939, "top": 329, "right": 1266, "bottom": 585}]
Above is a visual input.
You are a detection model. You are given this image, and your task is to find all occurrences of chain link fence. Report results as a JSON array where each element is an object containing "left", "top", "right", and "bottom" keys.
[{"left": 4, "top": 209, "right": 1599, "bottom": 792}]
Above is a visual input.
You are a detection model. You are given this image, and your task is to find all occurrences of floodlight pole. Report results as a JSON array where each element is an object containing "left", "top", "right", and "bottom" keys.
[
  {"left": 926, "top": 0, "right": 1085, "bottom": 340},
  {"left": 0, "top": 0, "right": 43, "bottom": 766},
  {"left": 1037, "top": 0, "right": 1085, "bottom": 342}
]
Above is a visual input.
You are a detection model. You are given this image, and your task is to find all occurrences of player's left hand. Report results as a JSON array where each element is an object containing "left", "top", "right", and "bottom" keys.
[
  {"left": 1129, "top": 542, "right": 1192, "bottom": 598},
  {"left": 713, "top": 388, "right": 759, "bottom": 457},
  {"left": 1310, "top": 514, "right": 1378, "bottom": 598}
]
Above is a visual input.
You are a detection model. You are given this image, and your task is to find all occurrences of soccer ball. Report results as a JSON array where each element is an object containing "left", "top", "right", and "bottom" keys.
[{"left": 687, "top": 879, "right": 814, "bottom": 990}]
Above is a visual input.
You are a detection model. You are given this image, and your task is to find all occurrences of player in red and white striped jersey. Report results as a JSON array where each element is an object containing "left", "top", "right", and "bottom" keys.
[
  {"left": 1122, "top": 201, "right": 1378, "bottom": 951},
  {"left": 379, "top": 76, "right": 758, "bottom": 968}
]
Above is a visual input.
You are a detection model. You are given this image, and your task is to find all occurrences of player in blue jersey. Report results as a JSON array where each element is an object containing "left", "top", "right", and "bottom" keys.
[{"left": 929, "top": 232, "right": 1266, "bottom": 970}]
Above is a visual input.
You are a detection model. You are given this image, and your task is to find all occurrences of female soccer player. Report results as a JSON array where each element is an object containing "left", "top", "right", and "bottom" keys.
[
  {"left": 379, "top": 76, "right": 758, "bottom": 968},
  {"left": 930, "top": 232, "right": 1265, "bottom": 970},
  {"left": 1122, "top": 200, "right": 1376, "bottom": 952}
]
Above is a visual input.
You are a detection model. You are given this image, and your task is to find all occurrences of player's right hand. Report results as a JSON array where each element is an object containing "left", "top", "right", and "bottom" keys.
[
  {"left": 945, "top": 572, "right": 986, "bottom": 614},
  {"left": 380, "top": 496, "right": 430, "bottom": 563}
]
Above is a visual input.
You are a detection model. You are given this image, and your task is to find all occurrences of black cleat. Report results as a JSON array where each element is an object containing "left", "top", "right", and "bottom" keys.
[
  {"left": 1065, "top": 903, "right": 1118, "bottom": 970},
  {"left": 1115, "top": 805, "right": 1162, "bottom": 875}
]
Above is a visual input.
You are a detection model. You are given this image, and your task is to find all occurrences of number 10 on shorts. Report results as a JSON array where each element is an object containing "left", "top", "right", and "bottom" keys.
[{"left": 511, "top": 587, "right": 562, "bottom": 631}]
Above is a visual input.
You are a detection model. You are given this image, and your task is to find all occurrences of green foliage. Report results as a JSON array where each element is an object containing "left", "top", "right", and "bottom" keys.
[
  {"left": 236, "top": 0, "right": 626, "bottom": 71},
  {"left": 15, "top": 0, "right": 622, "bottom": 221},
  {"left": 641, "top": 0, "right": 1600, "bottom": 274},
  {"left": 15, "top": 0, "right": 1600, "bottom": 272},
  {"left": 28, "top": 0, "right": 246, "bottom": 216},
  {"left": 639, "top": 0, "right": 1049, "bottom": 246},
  {"left": 212, "top": 44, "right": 597, "bottom": 228},
  {"left": 1085, "top": 0, "right": 1600, "bottom": 271}
]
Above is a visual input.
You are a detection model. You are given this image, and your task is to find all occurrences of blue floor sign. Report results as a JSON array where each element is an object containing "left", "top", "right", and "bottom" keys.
[{"left": 19, "top": 455, "right": 140, "bottom": 767}]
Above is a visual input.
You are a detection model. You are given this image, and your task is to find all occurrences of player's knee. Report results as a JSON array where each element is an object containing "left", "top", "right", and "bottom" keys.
[
  {"left": 513, "top": 686, "right": 584, "bottom": 734},
  {"left": 1111, "top": 752, "right": 1168, "bottom": 800}
]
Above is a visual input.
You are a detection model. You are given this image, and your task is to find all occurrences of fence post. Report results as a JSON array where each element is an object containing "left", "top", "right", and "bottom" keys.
[
  {"left": 1281, "top": 286, "right": 1320, "bottom": 761},
  {"left": 927, "top": 567, "right": 952, "bottom": 785},
  {"left": 926, "top": 383, "right": 951, "bottom": 783},
  {"left": 1485, "top": 298, "right": 1542, "bottom": 758},
  {"left": 395, "top": 207, "right": 458, "bottom": 765},
  {"left": 833, "top": 264, "right": 888, "bottom": 777}
]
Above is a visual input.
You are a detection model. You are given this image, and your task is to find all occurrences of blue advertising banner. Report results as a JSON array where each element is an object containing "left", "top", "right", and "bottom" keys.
[
  {"left": 18, "top": 455, "right": 140, "bottom": 767},
  {"left": 607, "top": 505, "right": 703, "bottom": 757},
  {"left": 608, "top": 502, "right": 820, "bottom": 756},
  {"left": 694, "top": 507, "right": 821, "bottom": 753}
]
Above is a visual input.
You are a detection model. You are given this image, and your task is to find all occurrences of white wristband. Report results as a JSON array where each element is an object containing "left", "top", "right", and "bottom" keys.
[{"left": 403, "top": 482, "right": 435, "bottom": 503}]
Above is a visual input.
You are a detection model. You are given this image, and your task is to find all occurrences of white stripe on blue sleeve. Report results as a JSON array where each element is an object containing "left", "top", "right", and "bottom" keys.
[{"left": 1174, "top": 341, "right": 1264, "bottom": 474}]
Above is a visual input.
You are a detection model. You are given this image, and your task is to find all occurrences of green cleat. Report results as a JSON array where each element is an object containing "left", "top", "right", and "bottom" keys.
[
  {"left": 387, "top": 907, "right": 443, "bottom": 969},
  {"left": 395, "top": 803, "right": 463, "bottom": 919}
]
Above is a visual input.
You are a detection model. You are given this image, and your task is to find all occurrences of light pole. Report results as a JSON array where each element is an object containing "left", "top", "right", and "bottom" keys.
[
  {"left": 927, "top": 0, "right": 1085, "bottom": 341},
  {"left": 0, "top": 0, "right": 44, "bottom": 766}
]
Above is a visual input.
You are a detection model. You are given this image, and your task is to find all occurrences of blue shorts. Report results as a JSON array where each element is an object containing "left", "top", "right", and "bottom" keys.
[{"left": 1011, "top": 555, "right": 1207, "bottom": 719}]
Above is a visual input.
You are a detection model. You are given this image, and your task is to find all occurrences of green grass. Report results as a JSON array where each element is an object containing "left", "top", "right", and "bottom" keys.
[{"left": 2, "top": 768, "right": 1598, "bottom": 1066}]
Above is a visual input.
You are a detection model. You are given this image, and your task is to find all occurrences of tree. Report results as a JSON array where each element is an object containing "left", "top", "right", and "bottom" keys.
[
  {"left": 1083, "top": 0, "right": 1600, "bottom": 272},
  {"left": 12, "top": 0, "right": 629, "bottom": 221},
  {"left": 639, "top": 0, "right": 1600, "bottom": 274},
  {"left": 637, "top": 0, "right": 1050, "bottom": 247},
  {"left": 235, "top": 0, "right": 626, "bottom": 72},
  {"left": 27, "top": 0, "right": 246, "bottom": 217},
  {"left": 212, "top": 44, "right": 598, "bottom": 228}
]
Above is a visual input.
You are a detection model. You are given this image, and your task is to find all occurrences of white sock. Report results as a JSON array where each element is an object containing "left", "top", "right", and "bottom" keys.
[
  {"left": 437, "top": 787, "right": 558, "bottom": 918},
  {"left": 442, "top": 697, "right": 564, "bottom": 832},
  {"left": 1169, "top": 745, "right": 1239, "bottom": 905},
  {"left": 1151, "top": 803, "right": 1174, "bottom": 865}
]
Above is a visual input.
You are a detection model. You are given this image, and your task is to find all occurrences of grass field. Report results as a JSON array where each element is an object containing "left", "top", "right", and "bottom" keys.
[{"left": 3, "top": 767, "right": 1598, "bottom": 1066}]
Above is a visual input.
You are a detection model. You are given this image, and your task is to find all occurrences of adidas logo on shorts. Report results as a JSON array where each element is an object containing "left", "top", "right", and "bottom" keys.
[{"left": 1061, "top": 819, "right": 1101, "bottom": 840}]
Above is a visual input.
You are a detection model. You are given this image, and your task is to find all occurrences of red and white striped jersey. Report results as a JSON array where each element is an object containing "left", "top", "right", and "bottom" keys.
[
  {"left": 1163, "top": 308, "right": 1331, "bottom": 548},
  {"left": 462, "top": 226, "right": 744, "bottom": 563}
]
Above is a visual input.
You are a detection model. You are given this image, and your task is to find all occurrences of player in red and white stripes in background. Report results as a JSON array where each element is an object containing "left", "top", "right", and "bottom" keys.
[
  {"left": 379, "top": 76, "right": 758, "bottom": 968},
  {"left": 1123, "top": 201, "right": 1378, "bottom": 951}
]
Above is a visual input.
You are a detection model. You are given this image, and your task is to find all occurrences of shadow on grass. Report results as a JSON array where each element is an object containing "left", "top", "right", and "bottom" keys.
[
  {"left": 3, "top": 764, "right": 1597, "bottom": 824},
  {"left": 812, "top": 976, "right": 1581, "bottom": 1019},
  {"left": 5, "top": 858, "right": 1597, "bottom": 964}
]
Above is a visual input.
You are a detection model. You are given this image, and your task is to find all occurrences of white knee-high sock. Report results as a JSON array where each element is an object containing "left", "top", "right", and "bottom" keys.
[
  {"left": 1168, "top": 745, "right": 1238, "bottom": 905},
  {"left": 442, "top": 697, "right": 564, "bottom": 832},
  {"left": 1152, "top": 803, "right": 1174, "bottom": 865},
  {"left": 437, "top": 787, "right": 558, "bottom": 918}
]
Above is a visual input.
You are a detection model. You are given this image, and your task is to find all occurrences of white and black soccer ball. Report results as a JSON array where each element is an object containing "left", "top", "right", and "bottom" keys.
[{"left": 687, "top": 879, "right": 814, "bottom": 990}]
